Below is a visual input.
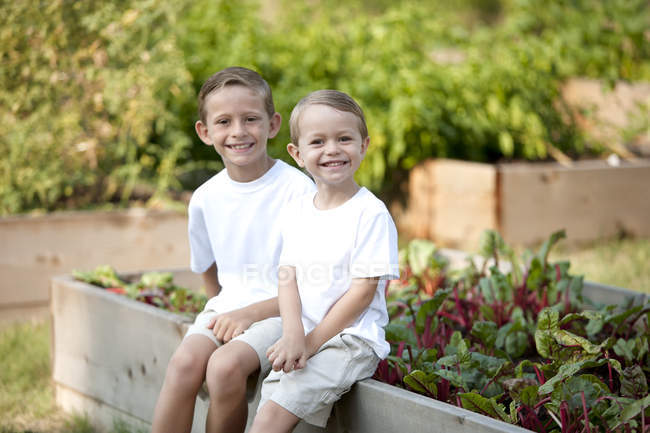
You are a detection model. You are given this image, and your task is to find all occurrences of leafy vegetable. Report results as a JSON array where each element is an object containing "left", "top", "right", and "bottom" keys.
[
  {"left": 376, "top": 229, "right": 650, "bottom": 432},
  {"left": 73, "top": 266, "right": 207, "bottom": 316}
]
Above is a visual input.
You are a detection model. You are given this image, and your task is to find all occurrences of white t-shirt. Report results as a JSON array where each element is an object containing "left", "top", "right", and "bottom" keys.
[
  {"left": 278, "top": 187, "right": 400, "bottom": 359},
  {"left": 188, "top": 160, "right": 315, "bottom": 313}
]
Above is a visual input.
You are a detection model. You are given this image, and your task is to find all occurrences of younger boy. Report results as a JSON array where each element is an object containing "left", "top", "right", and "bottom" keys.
[
  {"left": 152, "top": 67, "right": 314, "bottom": 433},
  {"left": 249, "top": 90, "right": 399, "bottom": 433}
]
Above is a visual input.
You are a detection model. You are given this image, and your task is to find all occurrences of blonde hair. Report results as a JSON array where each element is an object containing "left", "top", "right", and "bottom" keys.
[
  {"left": 198, "top": 66, "right": 275, "bottom": 123},
  {"left": 289, "top": 90, "right": 368, "bottom": 144}
]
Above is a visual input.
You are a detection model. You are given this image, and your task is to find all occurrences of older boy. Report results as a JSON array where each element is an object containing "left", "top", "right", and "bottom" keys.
[
  {"left": 152, "top": 67, "right": 314, "bottom": 433},
  {"left": 249, "top": 90, "right": 399, "bottom": 433}
]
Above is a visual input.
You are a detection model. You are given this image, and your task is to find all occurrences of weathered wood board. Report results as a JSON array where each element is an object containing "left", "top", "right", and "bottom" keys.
[
  {"left": 405, "top": 158, "right": 650, "bottom": 248},
  {"left": 499, "top": 159, "right": 650, "bottom": 244},
  {"left": 0, "top": 209, "right": 189, "bottom": 322}
]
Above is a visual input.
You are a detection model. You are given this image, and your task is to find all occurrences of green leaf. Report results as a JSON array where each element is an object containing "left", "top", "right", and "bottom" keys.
[
  {"left": 620, "top": 394, "right": 650, "bottom": 423},
  {"left": 385, "top": 322, "right": 417, "bottom": 347},
  {"left": 525, "top": 257, "right": 544, "bottom": 291},
  {"left": 536, "top": 230, "right": 566, "bottom": 267},
  {"left": 434, "top": 368, "right": 467, "bottom": 389},
  {"left": 613, "top": 338, "right": 636, "bottom": 362},
  {"left": 535, "top": 308, "right": 560, "bottom": 358},
  {"left": 140, "top": 271, "right": 174, "bottom": 289},
  {"left": 620, "top": 365, "right": 648, "bottom": 398},
  {"left": 471, "top": 321, "right": 498, "bottom": 349},
  {"left": 502, "top": 378, "right": 539, "bottom": 405},
  {"left": 459, "top": 392, "right": 511, "bottom": 422},
  {"left": 478, "top": 230, "right": 504, "bottom": 260},
  {"left": 534, "top": 330, "right": 556, "bottom": 359},
  {"left": 403, "top": 370, "right": 437, "bottom": 397},
  {"left": 415, "top": 288, "right": 450, "bottom": 333},
  {"left": 538, "top": 359, "right": 604, "bottom": 394},
  {"left": 549, "top": 374, "right": 609, "bottom": 412},
  {"left": 505, "top": 331, "right": 529, "bottom": 359},
  {"left": 406, "top": 239, "right": 437, "bottom": 276},
  {"left": 553, "top": 329, "right": 601, "bottom": 355}
]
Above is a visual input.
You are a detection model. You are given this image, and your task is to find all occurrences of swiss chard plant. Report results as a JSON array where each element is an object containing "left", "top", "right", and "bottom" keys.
[
  {"left": 73, "top": 265, "right": 207, "bottom": 316},
  {"left": 376, "top": 230, "right": 649, "bottom": 433}
]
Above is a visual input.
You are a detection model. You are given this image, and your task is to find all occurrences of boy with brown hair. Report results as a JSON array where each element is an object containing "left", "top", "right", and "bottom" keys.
[
  {"left": 152, "top": 66, "right": 314, "bottom": 433},
  {"left": 248, "top": 90, "right": 399, "bottom": 432}
]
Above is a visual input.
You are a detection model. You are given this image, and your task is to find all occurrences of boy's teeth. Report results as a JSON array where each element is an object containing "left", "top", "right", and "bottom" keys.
[
  {"left": 323, "top": 161, "right": 345, "bottom": 166},
  {"left": 230, "top": 144, "right": 252, "bottom": 149}
]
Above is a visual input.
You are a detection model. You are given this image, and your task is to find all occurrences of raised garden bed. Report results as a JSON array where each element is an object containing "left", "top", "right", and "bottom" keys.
[
  {"left": 404, "top": 158, "right": 650, "bottom": 249},
  {"left": 0, "top": 208, "right": 188, "bottom": 323},
  {"left": 50, "top": 270, "right": 531, "bottom": 433},
  {"left": 51, "top": 235, "right": 648, "bottom": 433}
]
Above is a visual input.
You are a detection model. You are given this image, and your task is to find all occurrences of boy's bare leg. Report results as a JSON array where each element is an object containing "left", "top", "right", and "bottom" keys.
[
  {"left": 249, "top": 400, "right": 300, "bottom": 433},
  {"left": 205, "top": 340, "right": 263, "bottom": 433},
  {"left": 152, "top": 335, "right": 217, "bottom": 433}
]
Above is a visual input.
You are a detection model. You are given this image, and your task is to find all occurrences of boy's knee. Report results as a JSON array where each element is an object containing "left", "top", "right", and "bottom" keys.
[
  {"left": 166, "top": 347, "right": 206, "bottom": 386},
  {"left": 205, "top": 353, "right": 248, "bottom": 395}
]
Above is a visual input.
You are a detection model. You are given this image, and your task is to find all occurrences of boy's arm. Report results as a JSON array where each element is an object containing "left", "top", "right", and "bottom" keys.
[
  {"left": 201, "top": 262, "right": 220, "bottom": 298},
  {"left": 304, "top": 277, "right": 379, "bottom": 357},
  {"left": 203, "top": 261, "right": 280, "bottom": 342},
  {"left": 266, "top": 265, "right": 308, "bottom": 372}
]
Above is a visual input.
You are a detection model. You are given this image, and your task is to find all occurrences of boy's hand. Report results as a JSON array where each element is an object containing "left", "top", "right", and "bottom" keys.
[
  {"left": 267, "top": 332, "right": 309, "bottom": 373},
  {"left": 206, "top": 308, "right": 254, "bottom": 343}
]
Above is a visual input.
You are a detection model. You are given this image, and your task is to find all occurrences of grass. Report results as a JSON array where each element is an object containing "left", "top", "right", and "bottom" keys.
[
  {"left": 0, "top": 237, "right": 647, "bottom": 431},
  {"left": 550, "top": 237, "right": 650, "bottom": 294},
  {"left": 0, "top": 321, "right": 144, "bottom": 433}
]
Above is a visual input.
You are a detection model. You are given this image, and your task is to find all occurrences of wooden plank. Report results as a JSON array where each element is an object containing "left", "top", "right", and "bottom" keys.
[
  {"left": 431, "top": 160, "right": 497, "bottom": 249},
  {"left": 56, "top": 383, "right": 210, "bottom": 433},
  {"left": 50, "top": 275, "right": 192, "bottom": 425},
  {"left": 0, "top": 209, "right": 189, "bottom": 311},
  {"left": 499, "top": 159, "right": 650, "bottom": 245},
  {"left": 338, "top": 379, "right": 528, "bottom": 433},
  {"left": 583, "top": 281, "right": 647, "bottom": 308},
  {"left": 407, "top": 160, "right": 436, "bottom": 239}
]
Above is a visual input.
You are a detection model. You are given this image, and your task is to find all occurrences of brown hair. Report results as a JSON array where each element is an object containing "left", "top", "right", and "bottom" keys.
[
  {"left": 197, "top": 66, "right": 275, "bottom": 123},
  {"left": 289, "top": 90, "right": 368, "bottom": 144}
]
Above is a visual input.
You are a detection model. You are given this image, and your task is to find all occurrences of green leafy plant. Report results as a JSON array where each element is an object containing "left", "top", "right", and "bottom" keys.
[
  {"left": 73, "top": 266, "right": 207, "bottom": 316},
  {"left": 376, "top": 230, "right": 650, "bottom": 432}
]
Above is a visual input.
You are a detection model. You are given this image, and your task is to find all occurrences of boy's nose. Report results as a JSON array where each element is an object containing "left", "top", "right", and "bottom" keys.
[
  {"left": 324, "top": 141, "right": 340, "bottom": 154},
  {"left": 230, "top": 120, "right": 246, "bottom": 137}
]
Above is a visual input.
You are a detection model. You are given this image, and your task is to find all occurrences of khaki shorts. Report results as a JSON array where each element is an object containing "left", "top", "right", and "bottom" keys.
[
  {"left": 258, "top": 333, "right": 379, "bottom": 427},
  {"left": 185, "top": 309, "right": 282, "bottom": 401}
]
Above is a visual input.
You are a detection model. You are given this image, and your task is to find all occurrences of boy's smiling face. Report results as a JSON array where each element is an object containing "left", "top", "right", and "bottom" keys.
[
  {"left": 196, "top": 85, "right": 281, "bottom": 182},
  {"left": 288, "top": 104, "right": 369, "bottom": 190}
]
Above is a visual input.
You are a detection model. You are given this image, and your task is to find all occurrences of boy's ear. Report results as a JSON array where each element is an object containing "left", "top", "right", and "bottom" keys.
[
  {"left": 195, "top": 120, "right": 212, "bottom": 145},
  {"left": 286, "top": 142, "right": 304, "bottom": 167},
  {"left": 268, "top": 113, "right": 282, "bottom": 139},
  {"left": 360, "top": 136, "right": 370, "bottom": 155}
]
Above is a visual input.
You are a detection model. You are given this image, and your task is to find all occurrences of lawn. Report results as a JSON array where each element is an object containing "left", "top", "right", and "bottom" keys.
[
  {"left": 1, "top": 237, "right": 647, "bottom": 432},
  {"left": 551, "top": 237, "right": 650, "bottom": 294}
]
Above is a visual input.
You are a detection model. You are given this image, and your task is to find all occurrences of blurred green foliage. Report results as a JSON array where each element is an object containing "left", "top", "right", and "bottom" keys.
[
  {"left": 0, "top": 0, "right": 195, "bottom": 214},
  {"left": 1, "top": 0, "right": 649, "bottom": 214}
]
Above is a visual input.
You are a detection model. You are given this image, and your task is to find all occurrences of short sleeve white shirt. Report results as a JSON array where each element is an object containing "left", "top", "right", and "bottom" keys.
[
  {"left": 188, "top": 160, "right": 315, "bottom": 313},
  {"left": 279, "top": 187, "right": 399, "bottom": 358}
]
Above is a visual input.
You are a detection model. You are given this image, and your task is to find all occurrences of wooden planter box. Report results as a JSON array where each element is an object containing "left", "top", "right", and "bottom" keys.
[
  {"left": 50, "top": 269, "right": 646, "bottom": 433},
  {"left": 0, "top": 209, "right": 188, "bottom": 323},
  {"left": 404, "top": 158, "right": 650, "bottom": 249}
]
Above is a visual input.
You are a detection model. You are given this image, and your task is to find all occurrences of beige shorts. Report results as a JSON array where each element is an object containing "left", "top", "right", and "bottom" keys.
[
  {"left": 185, "top": 309, "right": 282, "bottom": 401},
  {"left": 258, "top": 333, "right": 380, "bottom": 427}
]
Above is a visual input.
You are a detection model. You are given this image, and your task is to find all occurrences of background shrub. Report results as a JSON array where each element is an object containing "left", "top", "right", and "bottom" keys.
[{"left": 1, "top": 0, "right": 649, "bottom": 214}]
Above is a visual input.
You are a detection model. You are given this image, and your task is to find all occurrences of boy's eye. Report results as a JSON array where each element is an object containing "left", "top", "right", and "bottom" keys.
[
  {"left": 246, "top": 116, "right": 259, "bottom": 122},
  {"left": 216, "top": 119, "right": 229, "bottom": 125},
  {"left": 339, "top": 136, "right": 351, "bottom": 142},
  {"left": 310, "top": 139, "right": 324, "bottom": 145}
]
